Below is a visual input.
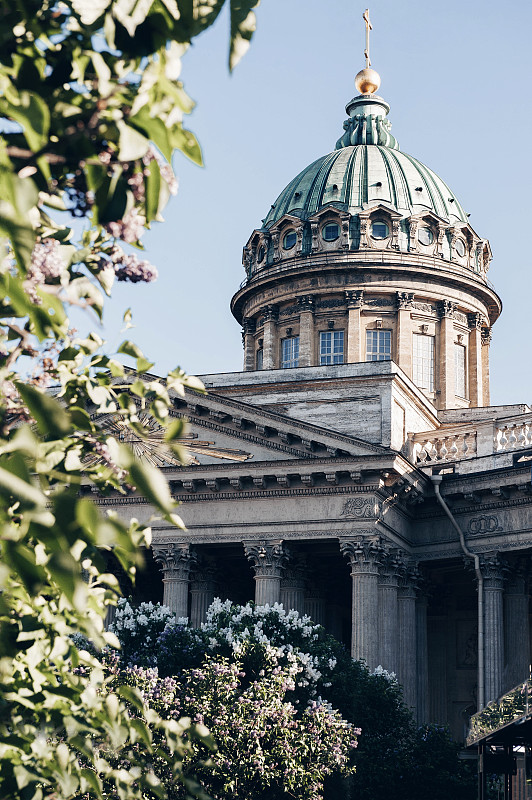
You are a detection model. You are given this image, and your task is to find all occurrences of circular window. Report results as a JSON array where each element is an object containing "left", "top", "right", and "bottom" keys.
[
  {"left": 455, "top": 239, "right": 466, "bottom": 257},
  {"left": 257, "top": 245, "right": 265, "bottom": 263},
  {"left": 371, "top": 221, "right": 389, "bottom": 239},
  {"left": 283, "top": 230, "right": 297, "bottom": 250},
  {"left": 418, "top": 226, "right": 434, "bottom": 246},
  {"left": 322, "top": 223, "right": 340, "bottom": 242}
]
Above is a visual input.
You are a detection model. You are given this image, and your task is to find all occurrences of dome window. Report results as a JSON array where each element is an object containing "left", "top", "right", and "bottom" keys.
[
  {"left": 322, "top": 223, "right": 340, "bottom": 241},
  {"left": 283, "top": 230, "right": 297, "bottom": 250},
  {"left": 419, "top": 226, "right": 434, "bottom": 246},
  {"left": 455, "top": 239, "right": 466, "bottom": 257},
  {"left": 371, "top": 221, "right": 389, "bottom": 239}
]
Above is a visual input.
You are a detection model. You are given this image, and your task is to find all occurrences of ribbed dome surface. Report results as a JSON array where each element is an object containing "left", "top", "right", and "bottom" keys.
[
  {"left": 263, "top": 144, "right": 467, "bottom": 228},
  {"left": 262, "top": 92, "right": 467, "bottom": 229}
]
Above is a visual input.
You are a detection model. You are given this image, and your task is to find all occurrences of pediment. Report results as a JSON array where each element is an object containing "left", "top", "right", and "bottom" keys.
[{"left": 93, "top": 373, "right": 390, "bottom": 470}]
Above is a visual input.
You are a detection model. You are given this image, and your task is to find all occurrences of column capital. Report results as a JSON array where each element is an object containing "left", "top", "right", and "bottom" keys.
[
  {"left": 397, "top": 558, "right": 420, "bottom": 598},
  {"left": 481, "top": 326, "right": 492, "bottom": 346},
  {"left": 396, "top": 291, "right": 414, "bottom": 310},
  {"left": 297, "top": 294, "right": 315, "bottom": 313},
  {"left": 478, "top": 552, "right": 509, "bottom": 590},
  {"left": 242, "top": 317, "right": 256, "bottom": 336},
  {"left": 345, "top": 289, "right": 364, "bottom": 309},
  {"left": 467, "top": 312, "right": 483, "bottom": 331},
  {"left": 437, "top": 299, "right": 456, "bottom": 319},
  {"left": 244, "top": 540, "right": 289, "bottom": 578},
  {"left": 262, "top": 304, "right": 279, "bottom": 323},
  {"left": 281, "top": 552, "right": 307, "bottom": 590},
  {"left": 152, "top": 542, "right": 192, "bottom": 581},
  {"left": 378, "top": 546, "right": 405, "bottom": 587},
  {"left": 340, "top": 535, "right": 383, "bottom": 575}
]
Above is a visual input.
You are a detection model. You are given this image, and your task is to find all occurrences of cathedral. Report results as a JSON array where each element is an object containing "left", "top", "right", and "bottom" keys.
[{"left": 99, "top": 20, "right": 532, "bottom": 763}]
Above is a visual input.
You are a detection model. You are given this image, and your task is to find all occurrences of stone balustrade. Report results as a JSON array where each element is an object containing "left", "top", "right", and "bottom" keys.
[{"left": 409, "top": 412, "right": 532, "bottom": 466}]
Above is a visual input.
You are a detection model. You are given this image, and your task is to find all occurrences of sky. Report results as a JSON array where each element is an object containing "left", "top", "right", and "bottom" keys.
[{"left": 91, "top": 0, "right": 532, "bottom": 407}]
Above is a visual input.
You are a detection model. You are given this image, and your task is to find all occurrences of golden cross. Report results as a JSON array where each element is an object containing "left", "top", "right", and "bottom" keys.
[{"left": 363, "top": 8, "right": 372, "bottom": 68}]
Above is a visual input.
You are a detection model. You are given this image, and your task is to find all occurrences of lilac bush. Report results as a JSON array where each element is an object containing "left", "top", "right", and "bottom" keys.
[{"left": 126, "top": 652, "right": 358, "bottom": 800}]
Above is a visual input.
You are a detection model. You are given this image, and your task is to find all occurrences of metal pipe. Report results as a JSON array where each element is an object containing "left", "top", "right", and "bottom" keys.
[{"left": 431, "top": 474, "right": 484, "bottom": 710}]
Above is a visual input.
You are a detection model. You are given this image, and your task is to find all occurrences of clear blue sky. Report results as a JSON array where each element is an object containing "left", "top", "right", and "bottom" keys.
[{"left": 93, "top": 0, "right": 532, "bottom": 407}]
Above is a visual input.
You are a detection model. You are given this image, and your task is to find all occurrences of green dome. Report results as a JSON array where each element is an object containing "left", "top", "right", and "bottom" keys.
[{"left": 263, "top": 94, "right": 467, "bottom": 228}]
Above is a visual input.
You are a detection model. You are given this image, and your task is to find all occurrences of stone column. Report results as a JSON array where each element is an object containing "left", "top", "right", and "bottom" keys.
[
  {"left": 504, "top": 559, "right": 530, "bottom": 689},
  {"left": 468, "top": 313, "right": 483, "bottom": 407},
  {"left": 416, "top": 591, "right": 429, "bottom": 723},
  {"left": 262, "top": 305, "right": 279, "bottom": 370},
  {"left": 298, "top": 295, "right": 314, "bottom": 367},
  {"left": 305, "top": 586, "right": 327, "bottom": 627},
  {"left": 481, "top": 327, "right": 492, "bottom": 406},
  {"left": 378, "top": 547, "right": 401, "bottom": 673},
  {"left": 340, "top": 536, "right": 383, "bottom": 669},
  {"left": 480, "top": 552, "right": 507, "bottom": 704},
  {"left": 345, "top": 290, "right": 363, "bottom": 363},
  {"left": 437, "top": 300, "right": 456, "bottom": 409},
  {"left": 190, "top": 556, "right": 218, "bottom": 628},
  {"left": 152, "top": 543, "right": 191, "bottom": 619},
  {"left": 398, "top": 561, "right": 419, "bottom": 711},
  {"left": 396, "top": 292, "right": 414, "bottom": 377},
  {"left": 244, "top": 540, "right": 287, "bottom": 606},
  {"left": 280, "top": 554, "right": 307, "bottom": 615},
  {"left": 242, "top": 318, "right": 256, "bottom": 372}
]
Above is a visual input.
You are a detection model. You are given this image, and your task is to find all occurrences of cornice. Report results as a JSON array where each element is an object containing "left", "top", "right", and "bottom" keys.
[{"left": 231, "top": 251, "right": 501, "bottom": 325}]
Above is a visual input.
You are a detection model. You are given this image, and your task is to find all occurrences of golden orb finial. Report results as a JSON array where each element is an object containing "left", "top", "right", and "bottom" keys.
[
  {"left": 355, "top": 9, "right": 381, "bottom": 95},
  {"left": 355, "top": 67, "right": 381, "bottom": 95}
]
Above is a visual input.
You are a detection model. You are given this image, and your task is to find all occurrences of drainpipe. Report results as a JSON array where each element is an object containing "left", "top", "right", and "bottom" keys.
[{"left": 431, "top": 474, "right": 485, "bottom": 710}]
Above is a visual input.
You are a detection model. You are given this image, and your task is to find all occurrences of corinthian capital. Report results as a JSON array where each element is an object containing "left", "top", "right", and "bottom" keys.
[
  {"left": 340, "top": 535, "right": 383, "bottom": 575},
  {"left": 478, "top": 552, "right": 508, "bottom": 591},
  {"left": 152, "top": 543, "right": 192, "bottom": 580},
  {"left": 244, "top": 540, "right": 289, "bottom": 578}
]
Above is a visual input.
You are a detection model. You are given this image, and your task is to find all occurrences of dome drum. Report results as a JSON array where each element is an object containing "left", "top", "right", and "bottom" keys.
[
  {"left": 243, "top": 208, "right": 492, "bottom": 282},
  {"left": 233, "top": 77, "right": 501, "bottom": 411}
]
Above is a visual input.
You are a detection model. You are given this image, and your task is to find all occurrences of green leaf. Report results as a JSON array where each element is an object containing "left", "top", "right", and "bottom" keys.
[
  {"left": 229, "top": 0, "right": 259, "bottom": 71},
  {"left": 171, "top": 125, "right": 203, "bottom": 166},
  {"left": 117, "top": 120, "right": 150, "bottom": 162},
  {"left": 144, "top": 157, "right": 161, "bottom": 223},
  {"left": 163, "top": 418, "right": 186, "bottom": 442},
  {"left": 113, "top": 0, "right": 156, "bottom": 36},
  {"left": 128, "top": 459, "right": 175, "bottom": 515},
  {"left": 0, "top": 465, "right": 47, "bottom": 508},
  {"left": 118, "top": 339, "right": 144, "bottom": 360},
  {"left": 15, "top": 383, "right": 72, "bottom": 438}
]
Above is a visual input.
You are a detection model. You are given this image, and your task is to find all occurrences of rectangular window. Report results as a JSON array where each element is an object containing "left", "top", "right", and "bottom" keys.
[
  {"left": 256, "top": 348, "right": 263, "bottom": 370},
  {"left": 413, "top": 334, "right": 435, "bottom": 391},
  {"left": 366, "top": 329, "right": 392, "bottom": 361},
  {"left": 320, "top": 330, "right": 344, "bottom": 365},
  {"left": 455, "top": 343, "right": 466, "bottom": 397},
  {"left": 281, "top": 336, "right": 299, "bottom": 368}
]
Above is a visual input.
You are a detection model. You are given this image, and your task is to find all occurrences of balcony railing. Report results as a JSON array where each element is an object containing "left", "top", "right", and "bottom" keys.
[
  {"left": 467, "top": 679, "right": 531, "bottom": 746},
  {"left": 409, "top": 413, "right": 532, "bottom": 467}
]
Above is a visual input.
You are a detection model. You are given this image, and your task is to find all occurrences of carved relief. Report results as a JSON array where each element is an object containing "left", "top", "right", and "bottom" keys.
[
  {"left": 396, "top": 291, "right": 414, "bottom": 310},
  {"left": 341, "top": 497, "right": 377, "bottom": 518},
  {"left": 244, "top": 540, "right": 289, "bottom": 578},
  {"left": 152, "top": 543, "right": 192, "bottom": 580},
  {"left": 437, "top": 299, "right": 456, "bottom": 318},
  {"left": 345, "top": 289, "right": 364, "bottom": 309},
  {"left": 467, "top": 515, "right": 503, "bottom": 536}
]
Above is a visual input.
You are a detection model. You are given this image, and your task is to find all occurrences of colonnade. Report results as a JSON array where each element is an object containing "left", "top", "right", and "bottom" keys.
[
  {"left": 241, "top": 290, "right": 492, "bottom": 409},
  {"left": 152, "top": 539, "right": 531, "bottom": 716}
]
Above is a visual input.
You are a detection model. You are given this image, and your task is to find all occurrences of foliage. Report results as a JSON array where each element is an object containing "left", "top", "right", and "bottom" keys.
[
  {"left": 123, "top": 651, "right": 358, "bottom": 800},
  {"left": 109, "top": 598, "right": 477, "bottom": 800},
  {"left": 0, "top": 1, "right": 259, "bottom": 798}
]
